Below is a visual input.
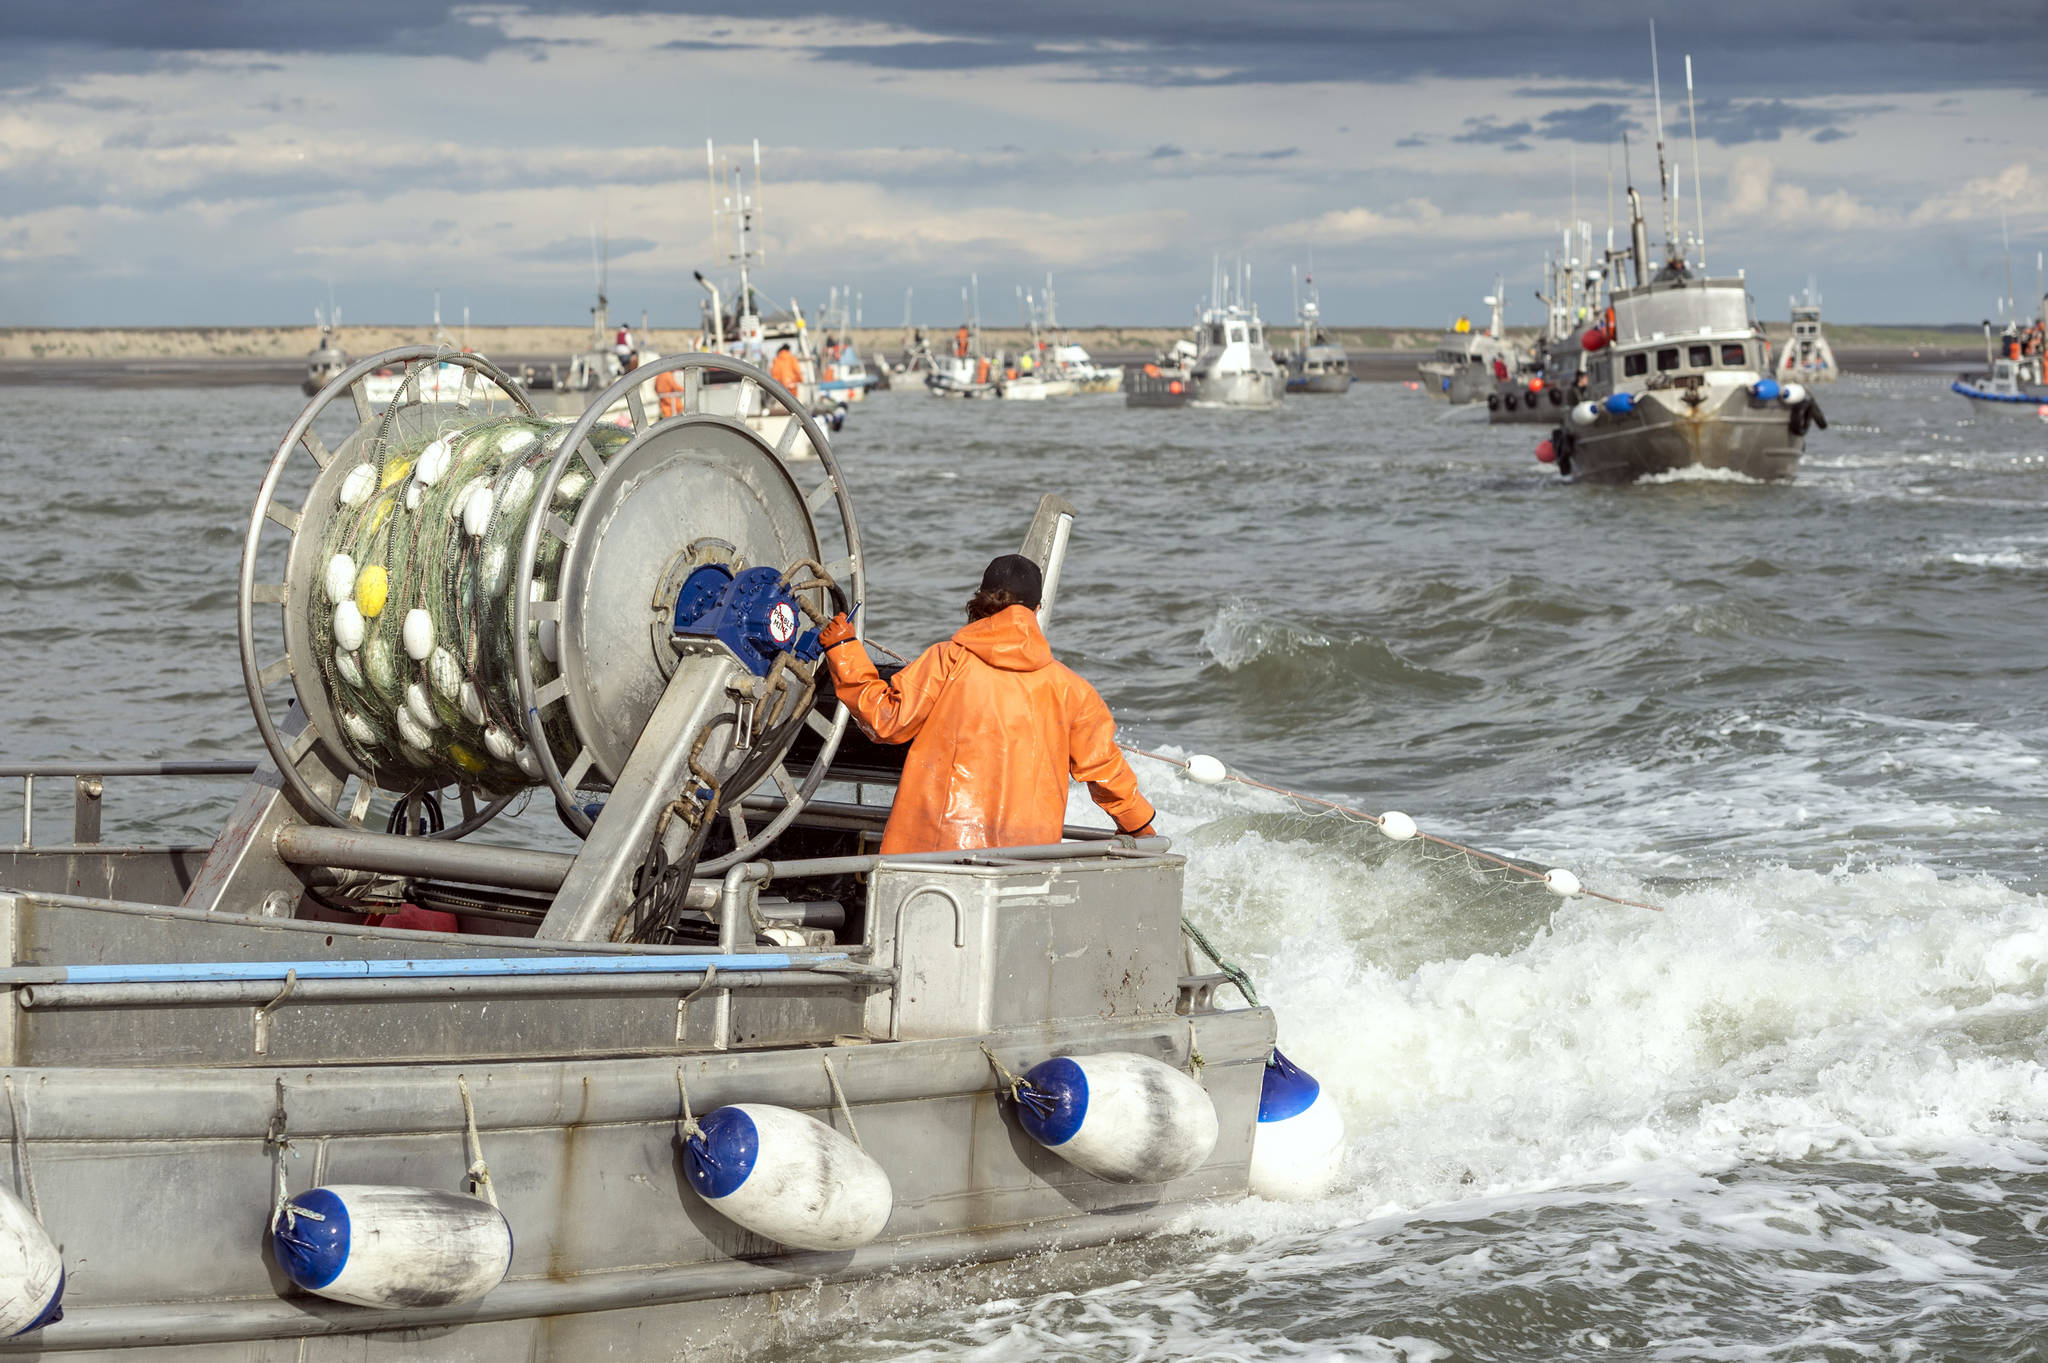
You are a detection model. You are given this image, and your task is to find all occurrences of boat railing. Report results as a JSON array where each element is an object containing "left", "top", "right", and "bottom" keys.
[{"left": 0, "top": 760, "right": 256, "bottom": 849}]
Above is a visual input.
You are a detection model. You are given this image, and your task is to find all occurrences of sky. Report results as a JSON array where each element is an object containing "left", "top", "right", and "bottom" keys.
[{"left": 2, "top": 1, "right": 2045, "bottom": 328}]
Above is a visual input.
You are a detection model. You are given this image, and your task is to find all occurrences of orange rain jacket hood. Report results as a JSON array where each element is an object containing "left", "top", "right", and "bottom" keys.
[{"left": 825, "top": 605, "right": 1154, "bottom": 854}]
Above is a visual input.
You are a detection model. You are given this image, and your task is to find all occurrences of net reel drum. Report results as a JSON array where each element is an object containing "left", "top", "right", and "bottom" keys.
[{"left": 234, "top": 347, "right": 861, "bottom": 940}]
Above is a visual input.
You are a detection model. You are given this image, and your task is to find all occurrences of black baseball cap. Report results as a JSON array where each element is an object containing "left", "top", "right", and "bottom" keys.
[{"left": 979, "top": 554, "right": 1043, "bottom": 608}]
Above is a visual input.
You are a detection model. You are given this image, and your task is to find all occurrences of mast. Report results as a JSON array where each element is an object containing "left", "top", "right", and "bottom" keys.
[
  {"left": 1685, "top": 54, "right": 1707, "bottom": 270},
  {"left": 1649, "top": 20, "right": 1675, "bottom": 264}
]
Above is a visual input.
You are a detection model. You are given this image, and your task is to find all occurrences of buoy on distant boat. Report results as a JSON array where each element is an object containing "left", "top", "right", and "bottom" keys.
[
  {"left": 271, "top": 1185, "right": 511, "bottom": 1310},
  {"left": 0, "top": 1186, "right": 64, "bottom": 1336},
  {"left": 1185, "top": 754, "right": 1228, "bottom": 785},
  {"left": 1751, "top": 379, "right": 1782, "bottom": 402},
  {"left": 1604, "top": 392, "right": 1636, "bottom": 415},
  {"left": 684, "top": 1104, "right": 892, "bottom": 1252},
  {"left": 1544, "top": 868, "right": 1582, "bottom": 897},
  {"left": 1248, "top": 1050, "right": 1346, "bottom": 1201},
  {"left": 1379, "top": 810, "right": 1417, "bottom": 841},
  {"left": 1571, "top": 400, "right": 1600, "bottom": 427},
  {"left": 1536, "top": 440, "right": 1557, "bottom": 464},
  {"left": 1014, "top": 1053, "right": 1217, "bottom": 1185}
]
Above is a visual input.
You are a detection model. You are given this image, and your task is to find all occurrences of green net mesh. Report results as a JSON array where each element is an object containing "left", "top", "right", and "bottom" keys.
[{"left": 313, "top": 413, "right": 631, "bottom": 795}]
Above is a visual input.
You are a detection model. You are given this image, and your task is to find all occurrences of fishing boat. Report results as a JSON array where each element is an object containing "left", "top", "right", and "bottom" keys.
[
  {"left": 1416, "top": 280, "right": 1514, "bottom": 404},
  {"left": 1541, "top": 41, "right": 1822, "bottom": 482},
  {"left": 1489, "top": 231, "right": 1602, "bottom": 426},
  {"left": 1282, "top": 267, "right": 1351, "bottom": 395},
  {"left": 815, "top": 288, "right": 881, "bottom": 406},
  {"left": 683, "top": 141, "right": 840, "bottom": 445},
  {"left": 0, "top": 348, "right": 1339, "bottom": 1359},
  {"left": 1775, "top": 284, "right": 1839, "bottom": 385},
  {"left": 927, "top": 276, "right": 1000, "bottom": 399},
  {"left": 300, "top": 307, "right": 349, "bottom": 397},
  {"left": 1123, "top": 338, "right": 1198, "bottom": 408}
]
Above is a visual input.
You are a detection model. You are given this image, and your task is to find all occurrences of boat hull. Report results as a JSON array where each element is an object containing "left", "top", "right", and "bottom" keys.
[
  {"left": 1561, "top": 386, "right": 1804, "bottom": 483},
  {"left": 1487, "top": 384, "right": 1570, "bottom": 425},
  {"left": 1285, "top": 373, "right": 1351, "bottom": 395},
  {"left": 1187, "top": 370, "right": 1282, "bottom": 409},
  {"left": 1952, "top": 378, "right": 2048, "bottom": 412},
  {"left": 1124, "top": 369, "right": 1191, "bottom": 407}
]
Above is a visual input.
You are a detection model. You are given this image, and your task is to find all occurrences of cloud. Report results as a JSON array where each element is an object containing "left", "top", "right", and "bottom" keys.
[
  {"left": 1534, "top": 101, "right": 1641, "bottom": 144},
  {"left": 1263, "top": 199, "right": 1547, "bottom": 246},
  {"left": 1812, "top": 127, "right": 1852, "bottom": 144},
  {"left": 1721, "top": 155, "right": 1887, "bottom": 231},
  {"left": 1683, "top": 97, "right": 1891, "bottom": 146},
  {"left": 512, "top": 235, "right": 659, "bottom": 262},
  {"left": 1451, "top": 117, "right": 1533, "bottom": 146}
]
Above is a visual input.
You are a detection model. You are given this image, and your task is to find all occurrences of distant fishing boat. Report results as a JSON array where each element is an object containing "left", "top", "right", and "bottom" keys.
[
  {"left": 1282, "top": 267, "right": 1351, "bottom": 395},
  {"left": 299, "top": 306, "right": 349, "bottom": 397},
  {"left": 1489, "top": 231, "right": 1602, "bottom": 426},
  {"left": 815, "top": 287, "right": 881, "bottom": 405},
  {"left": 927, "top": 275, "right": 1000, "bottom": 399},
  {"left": 1541, "top": 38, "right": 1823, "bottom": 482},
  {"left": 1952, "top": 239, "right": 2046, "bottom": 412},
  {"left": 1123, "top": 338, "right": 1198, "bottom": 408},
  {"left": 1776, "top": 284, "right": 1839, "bottom": 385},
  {"left": 1416, "top": 280, "right": 1514, "bottom": 404}
]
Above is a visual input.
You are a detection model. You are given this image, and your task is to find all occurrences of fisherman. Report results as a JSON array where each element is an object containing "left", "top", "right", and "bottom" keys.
[
  {"left": 955, "top": 324, "right": 971, "bottom": 359},
  {"left": 769, "top": 343, "right": 804, "bottom": 392},
  {"left": 654, "top": 367, "right": 684, "bottom": 418},
  {"left": 815, "top": 555, "right": 1155, "bottom": 854},
  {"left": 614, "top": 325, "right": 634, "bottom": 365}
]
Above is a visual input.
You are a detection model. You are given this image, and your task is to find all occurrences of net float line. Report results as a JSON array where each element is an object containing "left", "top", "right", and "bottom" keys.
[{"left": 1119, "top": 744, "right": 1668, "bottom": 914}]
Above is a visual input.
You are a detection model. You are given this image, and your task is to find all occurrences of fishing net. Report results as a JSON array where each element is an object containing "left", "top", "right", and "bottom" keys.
[{"left": 312, "top": 413, "right": 630, "bottom": 794}]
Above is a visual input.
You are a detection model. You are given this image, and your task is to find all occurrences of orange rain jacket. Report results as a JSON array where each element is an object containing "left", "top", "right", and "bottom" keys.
[
  {"left": 770, "top": 350, "right": 804, "bottom": 391},
  {"left": 825, "top": 605, "right": 1154, "bottom": 854}
]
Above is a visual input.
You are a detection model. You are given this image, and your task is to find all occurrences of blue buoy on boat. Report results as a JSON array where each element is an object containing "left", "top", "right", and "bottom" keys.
[
  {"left": 684, "top": 1104, "right": 892, "bottom": 1252},
  {"left": 1015, "top": 1052, "right": 1218, "bottom": 1185},
  {"left": 272, "top": 1185, "right": 512, "bottom": 1310},
  {"left": 0, "top": 1186, "right": 63, "bottom": 1335},
  {"left": 1248, "top": 1050, "right": 1347, "bottom": 1201}
]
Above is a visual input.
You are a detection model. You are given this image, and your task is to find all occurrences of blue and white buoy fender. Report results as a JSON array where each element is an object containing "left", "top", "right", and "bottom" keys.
[
  {"left": 1014, "top": 1053, "right": 1218, "bottom": 1185},
  {"left": 685, "top": 1104, "right": 892, "bottom": 1252},
  {"left": 271, "top": 1185, "right": 512, "bottom": 1309},
  {"left": 0, "top": 1186, "right": 62, "bottom": 1335},
  {"left": 1248, "top": 1050, "right": 1346, "bottom": 1201}
]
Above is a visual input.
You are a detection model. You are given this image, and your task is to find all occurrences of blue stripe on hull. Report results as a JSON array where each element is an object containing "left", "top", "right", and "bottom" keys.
[{"left": 53, "top": 953, "right": 830, "bottom": 985}]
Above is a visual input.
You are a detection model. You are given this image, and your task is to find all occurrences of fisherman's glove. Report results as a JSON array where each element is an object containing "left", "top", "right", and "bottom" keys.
[{"left": 818, "top": 612, "right": 860, "bottom": 652}]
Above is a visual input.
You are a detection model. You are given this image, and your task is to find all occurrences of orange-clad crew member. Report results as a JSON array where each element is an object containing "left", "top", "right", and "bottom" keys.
[
  {"left": 654, "top": 368, "right": 684, "bottom": 418},
  {"left": 954, "top": 325, "right": 971, "bottom": 359},
  {"left": 816, "top": 555, "right": 1154, "bottom": 855},
  {"left": 769, "top": 344, "right": 804, "bottom": 392}
]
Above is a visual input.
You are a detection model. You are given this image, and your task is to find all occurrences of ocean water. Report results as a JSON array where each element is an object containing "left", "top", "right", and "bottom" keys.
[{"left": 5, "top": 372, "right": 2048, "bottom": 1358}]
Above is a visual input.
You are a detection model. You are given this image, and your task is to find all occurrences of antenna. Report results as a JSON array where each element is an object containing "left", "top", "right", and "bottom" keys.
[
  {"left": 752, "top": 139, "right": 764, "bottom": 270},
  {"left": 2001, "top": 207, "right": 2013, "bottom": 321},
  {"left": 1649, "top": 20, "right": 1674, "bottom": 260},
  {"left": 1685, "top": 54, "right": 1707, "bottom": 269}
]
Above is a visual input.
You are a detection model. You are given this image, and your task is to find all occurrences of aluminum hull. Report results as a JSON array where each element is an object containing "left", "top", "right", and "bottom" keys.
[
  {"left": 1562, "top": 385, "right": 1804, "bottom": 483},
  {"left": 0, "top": 835, "right": 1271, "bottom": 1360},
  {"left": 1285, "top": 373, "right": 1351, "bottom": 394},
  {"left": 1187, "top": 370, "right": 1282, "bottom": 409}
]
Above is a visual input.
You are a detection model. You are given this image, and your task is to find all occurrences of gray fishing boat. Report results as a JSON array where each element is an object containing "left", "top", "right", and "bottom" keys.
[
  {"left": 1488, "top": 230, "right": 1602, "bottom": 426},
  {"left": 1775, "top": 284, "right": 1838, "bottom": 385},
  {"left": 1282, "top": 269, "right": 1350, "bottom": 395},
  {"left": 0, "top": 347, "right": 1341, "bottom": 1360},
  {"left": 1416, "top": 281, "right": 1514, "bottom": 405},
  {"left": 300, "top": 308, "right": 349, "bottom": 398},
  {"left": 1541, "top": 41, "right": 1822, "bottom": 482}
]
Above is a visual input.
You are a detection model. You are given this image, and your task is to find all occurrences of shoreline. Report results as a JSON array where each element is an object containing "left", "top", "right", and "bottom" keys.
[{"left": 0, "top": 346, "right": 1988, "bottom": 389}]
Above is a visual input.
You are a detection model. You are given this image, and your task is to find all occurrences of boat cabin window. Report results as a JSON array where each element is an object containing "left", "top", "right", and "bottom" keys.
[
  {"left": 1688, "top": 344, "right": 1713, "bottom": 368},
  {"left": 1623, "top": 352, "right": 1648, "bottom": 377},
  {"left": 1721, "top": 343, "right": 1748, "bottom": 366},
  {"left": 1228, "top": 324, "right": 1247, "bottom": 344},
  {"left": 1656, "top": 347, "right": 1680, "bottom": 372}
]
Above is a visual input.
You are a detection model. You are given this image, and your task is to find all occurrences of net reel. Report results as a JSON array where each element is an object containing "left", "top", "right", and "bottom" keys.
[{"left": 238, "top": 347, "right": 862, "bottom": 907}]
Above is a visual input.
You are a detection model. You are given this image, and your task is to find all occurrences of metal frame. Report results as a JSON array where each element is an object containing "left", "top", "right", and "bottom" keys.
[
  {"left": 236, "top": 346, "right": 534, "bottom": 839},
  {"left": 509, "top": 352, "right": 864, "bottom": 861}
]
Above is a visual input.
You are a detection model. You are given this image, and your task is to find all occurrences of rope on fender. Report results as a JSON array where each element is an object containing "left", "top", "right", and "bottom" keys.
[
  {"left": 4, "top": 1074, "right": 43, "bottom": 1225},
  {"left": 980, "top": 1043, "right": 1059, "bottom": 1123},
  {"left": 1123, "top": 745, "right": 1668, "bottom": 915},
  {"left": 1181, "top": 917, "right": 1261, "bottom": 1007},
  {"left": 675, "top": 1067, "right": 703, "bottom": 1144},
  {"left": 820, "top": 1055, "right": 862, "bottom": 1149},
  {"left": 457, "top": 1076, "right": 497, "bottom": 1209}
]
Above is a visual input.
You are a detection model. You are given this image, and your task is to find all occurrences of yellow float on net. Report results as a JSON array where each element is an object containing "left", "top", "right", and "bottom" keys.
[
  {"left": 379, "top": 458, "right": 415, "bottom": 491},
  {"left": 354, "top": 565, "right": 389, "bottom": 618}
]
